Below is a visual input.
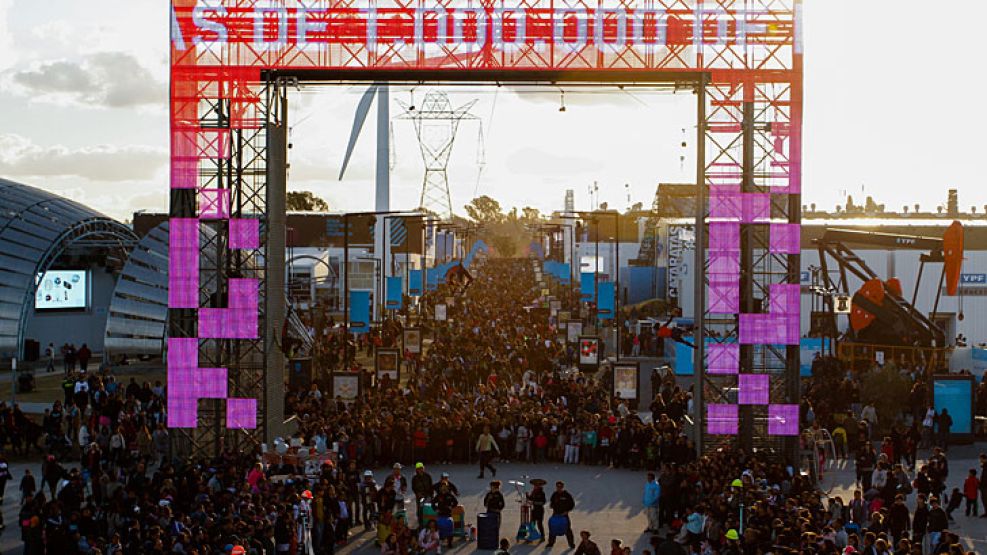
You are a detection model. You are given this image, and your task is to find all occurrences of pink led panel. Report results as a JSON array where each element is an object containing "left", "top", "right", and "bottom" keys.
[
  {"left": 738, "top": 373, "right": 769, "bottom": 405},
  {"left": 768, "top": 404, "right": 800, "bottom": 436},
  {"left": 707, "top": 404, "right": 739, "bottom": 435},
  {"left": 707, "top": 343, "right": 739, "bottom": 375},
  {"left": 227, "top": 398, "right": 257, "bottom": 429},
  {"left": 199, "top": 279, "right": 259, "bottom": 339},
  {"left": 168, "top": 218, "right": 199, "bottom": 309},
  {"left": 229, "top": 218, "right": 260, "bottom": 250},
  {"left": 769, "top": 223, "right": 801, "bottom": 254}
]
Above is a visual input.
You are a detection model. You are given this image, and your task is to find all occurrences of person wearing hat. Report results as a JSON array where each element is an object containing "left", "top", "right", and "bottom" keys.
[
  {"left": 573, "top": 530, "right": 600, "bottom": 555},
  {"left": 432, "top": 472, "right": 459, "bottom": 497},
  {"left": 359, "top": 470, "right": 378, "bottom": 529},
  {"left": 412, "top": 463, "right": 434, "bottom": 529},
  {"left": 547, "top": 481, "right": 575, "bottom": 548},
  {"left": 483, "top": 480, "right": 506, "bottom": 527},
  {"left": 722, "top": 529, "right": 740, "bottom": 555},
  {"left": 527, "top": 479, "right": 547, "bottom": 539}
]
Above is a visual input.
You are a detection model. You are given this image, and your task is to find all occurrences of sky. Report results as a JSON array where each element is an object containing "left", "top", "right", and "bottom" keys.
[{"left": 1, "top": 1, "right": 986, "bottom": 221}]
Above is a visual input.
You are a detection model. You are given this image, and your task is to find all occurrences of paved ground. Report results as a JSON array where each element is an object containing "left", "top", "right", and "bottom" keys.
[{"left": 0, "top": 444, "right": 984, "bottom": 554}]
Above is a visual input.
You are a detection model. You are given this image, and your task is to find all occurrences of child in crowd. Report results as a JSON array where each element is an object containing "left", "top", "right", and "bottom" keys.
[
  {"left": 945, "top": 487, "right": 962, "bottom": 520},
  {"left": 963, "top": 468, "right": 980, "bottom": 516}
]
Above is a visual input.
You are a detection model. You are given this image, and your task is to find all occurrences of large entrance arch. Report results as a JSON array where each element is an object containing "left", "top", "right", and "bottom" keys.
[{"left": 169, "top": 0, "right": 803, "bottom": 458}]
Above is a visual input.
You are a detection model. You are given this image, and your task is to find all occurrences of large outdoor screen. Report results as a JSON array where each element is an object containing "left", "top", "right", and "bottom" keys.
[{"left": 35, "top": 270, "right": 88, "bottom": 310}]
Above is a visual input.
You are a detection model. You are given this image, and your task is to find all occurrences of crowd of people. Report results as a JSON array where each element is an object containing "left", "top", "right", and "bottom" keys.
[{"left": 3, "top": 255, "right": 984, "bottom": 555}]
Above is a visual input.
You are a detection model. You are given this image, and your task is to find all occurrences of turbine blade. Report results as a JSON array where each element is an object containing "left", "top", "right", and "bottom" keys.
[{"left": 338, "top": 85, "right": 378, "bottom": 180}]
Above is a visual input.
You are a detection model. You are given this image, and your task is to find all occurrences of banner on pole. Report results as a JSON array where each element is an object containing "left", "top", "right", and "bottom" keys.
[
  {"left": 385, "top": 276, "right": 403, "bottom": 310},
  {"left": 597, "top": 281, "right": 615, "bottom": 320},
  {"left": 349, "top": 290, "right": 370, "bottom": 334},
  {"left": 408, "top": 269, "right": 423, "bottom": 296}
]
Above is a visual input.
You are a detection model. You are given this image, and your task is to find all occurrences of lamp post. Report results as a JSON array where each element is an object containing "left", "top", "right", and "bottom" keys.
[{"left": 567, "top": 211, "right": 622, "bottom": 358}]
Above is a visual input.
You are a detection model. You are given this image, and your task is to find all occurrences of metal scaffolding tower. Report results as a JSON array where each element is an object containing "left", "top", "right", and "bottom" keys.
[{"left": 397, "top": 91, "right": 478, "bottom": 218}]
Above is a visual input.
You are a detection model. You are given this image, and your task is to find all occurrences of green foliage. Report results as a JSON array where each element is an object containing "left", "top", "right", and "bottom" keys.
[
  {"left": 464, "top": 195, "right": 504, "bottom": 223},
  {"left": 859, "top": 363, "right": 912, "bottom": 431},
  {"left": 286, "top": 191, "right": 329, "bottom": 211}
]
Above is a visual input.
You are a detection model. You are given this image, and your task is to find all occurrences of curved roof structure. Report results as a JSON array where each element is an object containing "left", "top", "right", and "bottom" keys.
[
  {"left": 0, "top": 178, "right": 137, "bottom": 358},
  {"left": 103, "top": 222, "right": 169, "bottom": 357},
  {"left": 104, "top": 222, "right": 222, "bottom": 358}
]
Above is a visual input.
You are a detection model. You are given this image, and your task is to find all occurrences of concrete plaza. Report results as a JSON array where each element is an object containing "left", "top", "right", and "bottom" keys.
[{"left": 0, "top": 447, "right": 984, "bottom": 554}]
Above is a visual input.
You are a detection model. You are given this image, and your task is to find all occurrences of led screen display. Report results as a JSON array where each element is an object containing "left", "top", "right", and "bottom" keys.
[{"left": 35, "top": 270, "right": 87, "bottom": 310}]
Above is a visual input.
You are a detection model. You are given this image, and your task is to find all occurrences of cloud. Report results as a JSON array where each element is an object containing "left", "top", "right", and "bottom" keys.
[
  {"left": 0, "top": 2, "right": 14, "bottom": 70},
  {"left": 9, "top": 51, "right": 165, "bottom": 108},
  {"left": 0, "top": 134, "right": 166, "bottom": 181},
  {"left": 505, "top": 146, "right": 604, "bottom": 176}
]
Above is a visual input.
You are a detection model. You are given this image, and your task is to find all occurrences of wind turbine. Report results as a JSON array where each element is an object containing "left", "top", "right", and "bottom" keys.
[
  {"left": 338, "top": 83, "right": 390, "bottom": 320},
  {"left": 339, "top": 83, "right": 390, "bottom": 213}
]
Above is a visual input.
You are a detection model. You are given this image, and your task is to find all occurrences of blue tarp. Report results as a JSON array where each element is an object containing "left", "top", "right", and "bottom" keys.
[
  {"left": 464, "top": 240, "right": 488, "bottom": 268},
  {"left": 622, "top": 266, "right": 656, "bottom": 305},
  {"left": 385, "top": 276, "right": 403, "bottom": 310},
  {"left": 544, "top": 261, "right": 571, "bottom": 285},
  {"left": 349, "top": 290, "right": 371, "bottom": 334}
]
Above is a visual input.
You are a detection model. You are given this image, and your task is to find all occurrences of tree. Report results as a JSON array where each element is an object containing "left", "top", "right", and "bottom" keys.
[
  {"left": 859, "top": 364, "right": 912, "bottom": 434},
  {"left": 521, "top": 206, "right": 541, "bottom": 222},
  {"left": 464, "top": 195, "right": 504, "bottom": 224},
  {"left": 287, "top": 191, "right": 329, "bottom": 211}
]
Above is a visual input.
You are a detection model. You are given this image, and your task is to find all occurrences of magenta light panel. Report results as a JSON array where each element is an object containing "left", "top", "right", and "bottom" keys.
[
  {"left": 707, "top": 343, "right": 740, "bottom": 375},
  {"left": 168, "top": 218, "right": 199, "bottom": 309},
  {"left": 229, "top": 218, "right": 260, "bottom": 250},
  {"left": 738, "top": 374, "right": 769, "bottom": 405},
  {"left": 768, "top": 404, "right": 800, "bottom": 436},
  {"left": 707, "top": 404, "right": 739, "bottom": 435}
]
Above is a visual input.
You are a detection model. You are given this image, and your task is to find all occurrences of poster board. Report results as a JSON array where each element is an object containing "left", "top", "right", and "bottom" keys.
[
  {"left": 402, "top": 328, "right": 422, "bottom": 354},
  {"left": 613, "top": 361, "right": 640, "bottom": 401},
  {"left": 375, "top": 348, "right": 401, "bottom": 384},
  {"left": 933, "top": 374, "right": 975, "bottom": 443},
  {"left": 567, "top": 321, "right": 582, "bottom": 344},
  {"left": 435, "top": 304, "right": 447, "bottom": 321},
  {"left": 331, "top": 373, "right": 361, "bottom": 402},
  {"left": 579, "top": 336, "right": 600, "bottom": 367},
  {"left": 558, "top": 311, "right": 571, "bottom": 322}
]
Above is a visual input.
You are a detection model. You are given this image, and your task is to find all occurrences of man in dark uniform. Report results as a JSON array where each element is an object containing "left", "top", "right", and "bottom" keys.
[
  {"left": 483, "top": 481, "right": 506, "bottom": 529},
  {"left": 527, "top": 480, "right": 547, "bottom": 538},
  {"left": 547, "top": 480, "right": 575, "bottom": 548}
]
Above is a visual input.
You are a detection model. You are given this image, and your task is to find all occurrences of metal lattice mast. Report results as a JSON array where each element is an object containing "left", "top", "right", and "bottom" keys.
[{"left": 397, "top": 91, "right": 478, "bottom": 219}]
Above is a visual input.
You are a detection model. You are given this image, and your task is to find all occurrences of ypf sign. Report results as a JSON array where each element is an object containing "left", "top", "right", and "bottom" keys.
[{"left": 168, "top": 0, "right": 803, "bottom": 435}]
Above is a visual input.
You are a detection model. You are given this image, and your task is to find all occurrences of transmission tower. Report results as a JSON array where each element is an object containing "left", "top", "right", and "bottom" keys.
[{"left": 397, "top": 91, "right": 479, "bottom": 218}]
